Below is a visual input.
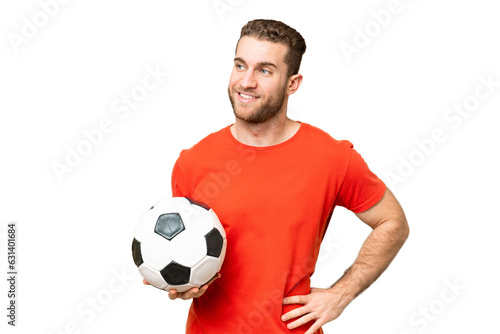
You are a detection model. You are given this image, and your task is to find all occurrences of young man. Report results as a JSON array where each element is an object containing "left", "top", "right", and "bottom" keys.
[{"left": 147, "top": 19, "right": 409, "bottom": 333}]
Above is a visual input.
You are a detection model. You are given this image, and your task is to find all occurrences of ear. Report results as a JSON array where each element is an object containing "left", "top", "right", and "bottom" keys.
[{"left": 287, "top": 74, "right": 303, "bottom": 96}]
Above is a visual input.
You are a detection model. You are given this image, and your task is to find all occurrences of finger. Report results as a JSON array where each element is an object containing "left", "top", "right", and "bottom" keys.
[
  {"left": 304, "top": 321, "right": 323, "bottom": 334},
  {"left": 168, "top": 288, "right": 197, "bottom": 300},
  {"left": 286, "top": 313, "right": 316, "bottom": 330},
  {"left": 193, "top": 285, "right": 209, "bottom": 298},
  {"left": 203, "top": 273, "right": 221, "bottom": 288},
  {"left": 210, "top": 272, "right": 222, "bottom": 283},
  {"left": 168, "top": 276, "right": 218, "bottom": 300},
  {"left": 168, "top": 289, "right": 178, "bottom": 300},
  {"left": 167, "top": 273, "right": 222, "bottom": 300},
  {"left": 179, "top": 287, "right": 200, "bottom": 300},
  {"left": 281, "top": 305, "right": 309, "bottom": 322},
  {"left": 191, "top": 273, "right": 221, "bottom": 298},
  {"left": 283, "top": 294, "right": 309, "bottom": 305},
  {"left": 143, "top": 279, "right": 150, "bottom": 285}
]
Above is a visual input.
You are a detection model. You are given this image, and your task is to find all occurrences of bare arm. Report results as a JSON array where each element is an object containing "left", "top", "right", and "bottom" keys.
[
  {"left": 331, "top": 187, "right": 409, "bottom": 302},
  {"left": 282, "top": 188, "right": 409, "bottom": 333}
]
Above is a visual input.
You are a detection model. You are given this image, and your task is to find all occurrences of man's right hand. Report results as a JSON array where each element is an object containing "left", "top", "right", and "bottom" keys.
[{"left": 142, "top": 273, "right": 221, "bottom": 300}]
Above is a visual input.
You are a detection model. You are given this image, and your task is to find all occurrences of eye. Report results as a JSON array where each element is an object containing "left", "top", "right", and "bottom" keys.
[
  {"left": 261, "top": 69, "right": 270, "bottom": 75},
  {"left": 235, "top": 63, "right": 245, "bottom": 70}
]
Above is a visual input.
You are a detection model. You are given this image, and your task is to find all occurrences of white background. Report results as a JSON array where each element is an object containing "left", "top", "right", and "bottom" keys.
[{"left": 1, "top": 0, "right": 499, "bottom": 333}]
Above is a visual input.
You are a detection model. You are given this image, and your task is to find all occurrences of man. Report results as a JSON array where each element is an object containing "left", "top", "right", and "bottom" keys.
[{"left": 145, "top": 19, "right": 409, "bottom": 333}]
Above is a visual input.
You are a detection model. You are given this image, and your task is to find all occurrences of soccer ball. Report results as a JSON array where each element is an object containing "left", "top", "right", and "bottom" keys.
[{"left": 132, "top": 197, "right": 227, "bottom": 292}]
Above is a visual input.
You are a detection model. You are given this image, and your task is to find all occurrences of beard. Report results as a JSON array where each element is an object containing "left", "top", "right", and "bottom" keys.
[{"left": 228, "top": 85, "right": 287, "bottom": 124}]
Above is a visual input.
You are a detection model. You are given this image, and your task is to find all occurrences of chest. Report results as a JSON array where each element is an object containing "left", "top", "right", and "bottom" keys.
[{"left": 190, "top": 150, "right": 340, "bottom": 244}]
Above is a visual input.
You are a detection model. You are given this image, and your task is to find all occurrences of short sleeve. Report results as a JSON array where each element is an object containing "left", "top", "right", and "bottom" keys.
[{"left": 335, "top": 147, "right": 386, "bottom": 213}]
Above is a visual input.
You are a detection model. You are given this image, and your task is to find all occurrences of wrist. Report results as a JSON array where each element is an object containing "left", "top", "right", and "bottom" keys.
[
  {"left": 327, "top": 281, "right": 357, "bottom": 311},
  {"left": 328, "top": 266, "right": 367, "bottom": 307}
]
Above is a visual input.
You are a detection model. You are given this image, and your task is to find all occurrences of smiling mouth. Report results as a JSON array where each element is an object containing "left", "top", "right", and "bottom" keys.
[{"left": 237, "top": 91, "right": 259, "bottom": 102}]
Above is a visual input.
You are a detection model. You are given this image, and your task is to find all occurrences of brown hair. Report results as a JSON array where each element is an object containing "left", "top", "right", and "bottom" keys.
[{"left": 238, "top": 19, "right": 306, "bottom": 78}]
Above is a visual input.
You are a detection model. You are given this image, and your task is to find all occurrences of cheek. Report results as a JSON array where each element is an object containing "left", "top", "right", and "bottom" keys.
[
  {"left": 261, "top": 83, "right": 279, "bottom": 97},
  {"left": 228, "top": 71, "right": 240, "bottom": 87}
]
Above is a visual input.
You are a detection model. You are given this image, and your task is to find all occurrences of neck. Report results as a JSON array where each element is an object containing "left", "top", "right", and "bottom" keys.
[{"left": 231, "top": 110, "right": 300, "bottom": 147}]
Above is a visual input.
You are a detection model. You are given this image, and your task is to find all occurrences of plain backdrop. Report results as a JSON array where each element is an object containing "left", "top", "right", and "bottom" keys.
[{"left": 1, "top": 0, "right": 499, "bottom": 333}]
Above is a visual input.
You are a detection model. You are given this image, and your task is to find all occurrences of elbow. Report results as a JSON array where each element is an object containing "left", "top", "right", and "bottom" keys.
[
  {"left": 381, "top": 215, "right": 409, "bottom": 246},
  {"left": 397, "top": 216, "right": 410, "bottom": 246}
]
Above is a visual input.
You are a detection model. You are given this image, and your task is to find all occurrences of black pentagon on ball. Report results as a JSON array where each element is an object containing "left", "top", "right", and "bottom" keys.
[
  {"left": 205, "top": 228, "right": 224, "bottom": 257},
  {"left": 154, "top": 213, "right": 185, "bottom": 240},
  {"left": 161, "top": 261, "right": 191, "bottom": 285},
  {"left": 186, "top": 197, "right": 210, "bottom": 210},
  {"left": 131, "top": 238, "right": 143, "bottom": 267}
]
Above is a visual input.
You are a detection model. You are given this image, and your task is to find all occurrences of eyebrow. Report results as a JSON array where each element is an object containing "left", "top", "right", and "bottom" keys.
[{"left": 234, "top": 57, "right": 278, "bottom": 69}]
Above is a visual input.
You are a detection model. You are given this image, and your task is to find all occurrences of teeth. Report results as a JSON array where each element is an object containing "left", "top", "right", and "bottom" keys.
[{"left": 240, "top": 93, "right": 256, "bottom": 99}]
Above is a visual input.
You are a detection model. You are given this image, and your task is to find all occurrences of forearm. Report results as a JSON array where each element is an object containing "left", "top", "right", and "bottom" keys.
[
  {"left": 329, "top": 218, "right": 409, "bottom": 309},
  {"left": 281, "top": 191, "right": 409, "bottom": 331}
]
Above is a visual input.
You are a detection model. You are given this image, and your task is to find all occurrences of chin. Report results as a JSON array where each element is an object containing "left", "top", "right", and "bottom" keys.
[{"left": 233, "top": 109, "right": 256, "bottom": 122}]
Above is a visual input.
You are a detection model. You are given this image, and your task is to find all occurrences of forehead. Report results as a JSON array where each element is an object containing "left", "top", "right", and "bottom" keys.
[{"left": 235, "top": 36, "right": 288, "bottom": 67}]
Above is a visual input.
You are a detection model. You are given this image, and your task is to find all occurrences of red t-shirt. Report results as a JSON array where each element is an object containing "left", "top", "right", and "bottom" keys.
[{"left": 171, "top": 123, "right": 386, "bottom": 333}]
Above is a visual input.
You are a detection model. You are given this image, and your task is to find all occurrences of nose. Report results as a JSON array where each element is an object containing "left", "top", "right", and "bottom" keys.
[{"left": 240, "top": 70, "right": 257, "bottom": 89}]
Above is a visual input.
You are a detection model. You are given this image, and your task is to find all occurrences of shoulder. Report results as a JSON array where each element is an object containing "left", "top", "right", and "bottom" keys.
[
  {"left": 177, "top": 126, "right": 229, "bottom": 162},
  {"left": 298, "top": 122, "right": 354, "bottom": 157}
]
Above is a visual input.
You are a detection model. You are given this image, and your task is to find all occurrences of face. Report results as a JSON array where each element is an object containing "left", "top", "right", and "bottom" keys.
[{"left": 228, "top": 36, "right": 290, "bottom": 124}]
